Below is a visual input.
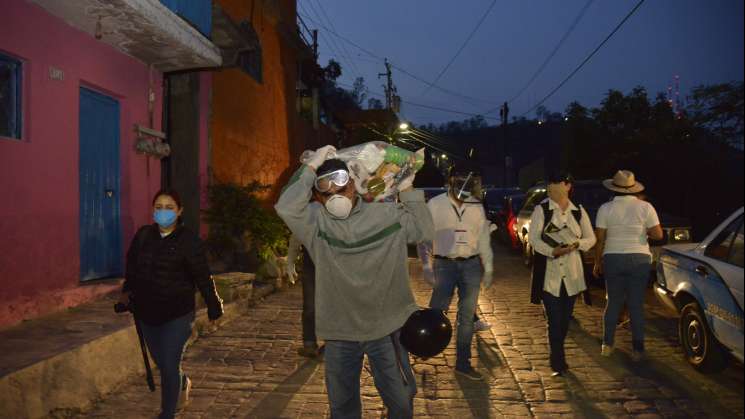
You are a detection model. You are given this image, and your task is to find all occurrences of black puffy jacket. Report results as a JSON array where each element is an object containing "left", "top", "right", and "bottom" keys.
[{"left": 123, "top": 224, "right": 223, "bottom": 325}]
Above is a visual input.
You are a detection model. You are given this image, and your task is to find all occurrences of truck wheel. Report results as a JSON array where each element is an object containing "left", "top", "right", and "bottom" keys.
[{"left": 679, "top": 302, "right": 727, "bottom": 373}]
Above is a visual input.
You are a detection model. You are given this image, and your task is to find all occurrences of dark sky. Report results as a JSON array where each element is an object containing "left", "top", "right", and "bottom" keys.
[{"left": 299, "top": 0, "right": 744, "bottom": 126}]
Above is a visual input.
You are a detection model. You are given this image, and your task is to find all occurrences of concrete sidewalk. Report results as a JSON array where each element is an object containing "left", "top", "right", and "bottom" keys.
[
  {"left": 75, "top": 251, "right": 743, "bottom": 418},
  {"left": 0, "top": 273, "right": 258, "bottom": 419}
]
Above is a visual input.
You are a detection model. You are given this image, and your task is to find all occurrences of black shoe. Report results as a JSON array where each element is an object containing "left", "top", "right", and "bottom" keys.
[
  {"left": 455, "top": 367, "right": 484, "bottom": 381},
  {"left": 297, "top": 345, "right": 319, "bottom": 358}
]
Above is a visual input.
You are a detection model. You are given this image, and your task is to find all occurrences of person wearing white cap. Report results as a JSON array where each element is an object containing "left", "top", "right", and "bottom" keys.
[{"left": 593, "top": 170, "right": 663, "bottom": 361}]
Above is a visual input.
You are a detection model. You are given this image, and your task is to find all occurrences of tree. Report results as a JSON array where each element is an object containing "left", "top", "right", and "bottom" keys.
[
  {"left": 535, "top": 105, "right": 550, "bottom": 121},
  {"left": 351, "top": 77, "right": 368, "bottom": 108},
  {"left": 367, "top": 98, "right": 383, "bottom": 109},
  {"left": 687, "top": 81, "right": 744, "bottom": 149},
  {"left": 318, "top": 60, "right": 363, "bottom": 113},
  {"left": 323, "top": 59, "right": 342, "bottom": 82}
]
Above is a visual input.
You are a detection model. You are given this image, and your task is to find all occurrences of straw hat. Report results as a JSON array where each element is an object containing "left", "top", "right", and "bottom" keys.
[{"left": 603, "top": 170, "right": 645, "bottom": 194}]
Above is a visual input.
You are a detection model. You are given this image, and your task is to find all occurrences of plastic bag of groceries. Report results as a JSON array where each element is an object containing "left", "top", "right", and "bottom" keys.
[{"left": 301, "top": 141, "right": 425, "bottom": 202}]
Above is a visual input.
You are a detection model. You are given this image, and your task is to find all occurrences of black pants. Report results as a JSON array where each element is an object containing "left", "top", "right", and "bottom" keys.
[
  {"left": 301, "top": 247, "right": 317, "bottom": 346},
  {"left": 542, "top": 282, "right": 577, "bottom": 372}
]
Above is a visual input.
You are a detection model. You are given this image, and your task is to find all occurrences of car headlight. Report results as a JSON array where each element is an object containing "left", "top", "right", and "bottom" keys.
[{"left": 672, "top": 229, "right": 691, "bottom": 242}]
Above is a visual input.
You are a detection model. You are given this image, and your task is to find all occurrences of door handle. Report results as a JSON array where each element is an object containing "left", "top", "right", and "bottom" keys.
[
  {"left": 105, "top": 189, "right": 115, "bottom": 198},
  {"left": 695, "top": 265, "right": 708, "bottom": 276}
]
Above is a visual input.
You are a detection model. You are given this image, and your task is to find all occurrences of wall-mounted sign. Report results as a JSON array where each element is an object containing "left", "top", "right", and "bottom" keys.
[{"left": 49, "top": 66, "right": 64, "bottom": 81}]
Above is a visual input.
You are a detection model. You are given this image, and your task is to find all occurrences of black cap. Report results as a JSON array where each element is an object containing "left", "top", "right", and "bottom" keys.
[
  {"left": 546, "top": 171, "right": 574, "bottom": 184},
  {"left": 316, "top": 158, "right": 348, "bottom": 177}
]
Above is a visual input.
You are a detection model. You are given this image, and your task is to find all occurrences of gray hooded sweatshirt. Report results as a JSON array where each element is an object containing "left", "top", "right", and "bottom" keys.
[{"left": 275, "top": 165, "right": 435, "bottom": 342}]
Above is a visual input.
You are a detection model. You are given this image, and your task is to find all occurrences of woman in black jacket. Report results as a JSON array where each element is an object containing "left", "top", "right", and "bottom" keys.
[{"left": 118, "top": 190, "right": 223, "bottom": 419}]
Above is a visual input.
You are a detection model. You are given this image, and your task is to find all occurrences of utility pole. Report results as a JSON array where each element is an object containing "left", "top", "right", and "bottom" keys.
[
  {"left": 312, "top": 30, "right": 318, "bottom": 60},
  {"left": 311, "top": 29, "right": 319, "bottom": 130},
  {"left": 499, "top": 101, "right": 510, "bottom": 186},
  {"left": 378, "top": 58, "right": 393, "bottom": 110}
]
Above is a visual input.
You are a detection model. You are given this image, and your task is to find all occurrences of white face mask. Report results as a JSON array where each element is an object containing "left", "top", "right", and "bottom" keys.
[{"left": 324, "top": 194, "right": 354, "bottom": 219}]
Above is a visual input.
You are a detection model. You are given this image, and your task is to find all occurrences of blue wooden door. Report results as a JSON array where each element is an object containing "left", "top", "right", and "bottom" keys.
[{"left": 79, "top": 87, "right": 122, "bottom": 281}]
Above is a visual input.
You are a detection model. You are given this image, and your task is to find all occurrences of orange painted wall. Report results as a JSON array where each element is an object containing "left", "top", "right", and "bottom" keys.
[{"left": 211, "top": 0, "right": 304, "bottom": 203}]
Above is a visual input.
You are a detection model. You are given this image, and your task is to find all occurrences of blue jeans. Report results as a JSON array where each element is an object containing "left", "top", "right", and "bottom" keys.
[
  {"left": 542, "top": 283, "right": 576, "bottom": 372},
  {"left": 325, "top": 330, "right": 416, "bottom": 419},
  {"left": 140, "top": 312, "right": 194, "bottom": 419},
  {"left": 603, "top": 253, "right": 651, "bottom": 351},
  {"left": 428, "top": 257, "right": 482, "bottom": 371}
]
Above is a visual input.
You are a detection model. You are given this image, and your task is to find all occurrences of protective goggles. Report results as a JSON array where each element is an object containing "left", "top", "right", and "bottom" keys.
[
  {"left": 314, "top": 169, "right": 350, "bottom": 193},
  {"left": 451, "top": 172, "right": 483, "bottom": 202}
]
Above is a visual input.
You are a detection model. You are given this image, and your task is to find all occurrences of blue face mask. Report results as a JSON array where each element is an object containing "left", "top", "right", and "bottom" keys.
[{"left": 153, "top": 209, "right": 178, "bottom": 228}]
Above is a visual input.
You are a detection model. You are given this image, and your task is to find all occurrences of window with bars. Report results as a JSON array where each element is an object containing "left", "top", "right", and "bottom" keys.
[{"left": 0, "top": 53, "right": 22, "bottom": 139}]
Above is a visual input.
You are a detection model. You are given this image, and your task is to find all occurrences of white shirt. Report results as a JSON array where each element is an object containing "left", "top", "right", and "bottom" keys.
[
  {"left": 424, "top": 193, "right": 493, "bottom": 272},
  {"left": 596, "top": 196, "right": 660, "bottom": 256},
  {"left": 529, "top": 199, "right": 596, "bottom": 298}
]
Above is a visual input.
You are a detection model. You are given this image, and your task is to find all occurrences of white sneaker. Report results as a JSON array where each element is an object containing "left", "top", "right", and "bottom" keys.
[
  {"left": 474, "top": 319, "right": 491, "bottom": 332},
  {"left": 177, "top": 376, "right": 192, "bottom": 410},
  {"left": 601, "top": 344, "right": 614, "bottom": 357}
]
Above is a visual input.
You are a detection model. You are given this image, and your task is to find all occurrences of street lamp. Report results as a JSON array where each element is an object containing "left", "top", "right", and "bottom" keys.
[
  {"left": 399, "top": 122, "right": 409, "bottom": 131},
  {"left": 441, "top": 154, "right": 447, "bottom": 159}
]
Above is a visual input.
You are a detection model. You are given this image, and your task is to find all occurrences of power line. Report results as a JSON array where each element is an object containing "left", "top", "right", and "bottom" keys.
[
  {"left": 299, "top": 2, "right": 364, "bottom": 85},
  {"left": 484, "top": 0, "right": 595, "bottom": 115},
  {"left": 419, "top": 0, "right": 497, "bottom": 98},
  {"left": 520, "top": 0, "right": 646, "bottom": 117},
  {"left": 297, "top": 11, "right": 500, "bottom": 108},
  {"left": 311, "top": 0, "right": 365, "bottom": 80},
  {"left": 390, "top": 64, "right": 499, "bottom": 108},
  {"left": 338, "top": 81, "right": 500, "bottom": 122}
]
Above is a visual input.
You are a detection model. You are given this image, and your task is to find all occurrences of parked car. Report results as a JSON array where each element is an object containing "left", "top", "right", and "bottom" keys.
[
  {"left": 483, "top": 187, "right": 522, "bottom": 224},
  {"left": 494, "top": 193, "right": 526, "bottom": 249},
  {"left": 515, "top": 180, "right": 693, "bottom": 270},
  {"left": 654, "top": 207, "right": 743, "bottom": 372}
]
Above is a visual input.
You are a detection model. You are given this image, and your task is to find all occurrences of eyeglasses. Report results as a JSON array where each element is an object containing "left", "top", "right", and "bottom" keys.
[{"left": 315, "top": 169, "right": 350, "bottom": 193}]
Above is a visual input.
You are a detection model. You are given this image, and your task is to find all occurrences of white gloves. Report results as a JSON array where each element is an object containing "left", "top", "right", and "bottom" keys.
[
  {"left": 285, "top": 260, "right": 297, "bottom": 285},
  {"left": 306, "top": 145, "right": 337, "bottom": 170},
  {"left": 482, "top": 270, "right": 494, "bottom": 290}
]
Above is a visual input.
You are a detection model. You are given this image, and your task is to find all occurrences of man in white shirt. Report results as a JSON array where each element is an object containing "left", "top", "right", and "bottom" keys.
[
  {"left": 528, "top": 173, "right": 596, "bottom": 376},
  {"left": 421, "top": 163, "right": 493, "bottom": 381}
]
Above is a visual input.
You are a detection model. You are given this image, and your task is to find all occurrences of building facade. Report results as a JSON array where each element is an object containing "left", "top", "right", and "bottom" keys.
[{"left": 0, "top": 0, "right": 220, "bottom": 328}]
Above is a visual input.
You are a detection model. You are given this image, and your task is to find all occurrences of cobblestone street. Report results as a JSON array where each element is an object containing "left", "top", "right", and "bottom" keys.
[{"left": 79, "top": 247, "right": 744, "bottom": 418}]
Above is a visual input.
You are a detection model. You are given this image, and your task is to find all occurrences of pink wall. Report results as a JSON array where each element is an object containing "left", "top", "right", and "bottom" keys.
[{"left": 0, "top": 0, "right": 163, "bottom": 328}]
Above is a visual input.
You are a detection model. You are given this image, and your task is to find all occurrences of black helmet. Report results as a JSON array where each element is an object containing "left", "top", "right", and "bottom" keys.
[{"left": 400, "top": 308, "right": 452, "bottom": 358}]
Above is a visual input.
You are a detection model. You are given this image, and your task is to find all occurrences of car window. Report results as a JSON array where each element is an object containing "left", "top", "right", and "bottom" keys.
[
  {"left": 523, "top": 189, "right": 546, "bottom": 212},
  {"left": 704, "top": 215, "right": 743, "bottom": 263},
  {"left": 729, "top": 222, "right": 744, "bottom": 268}
]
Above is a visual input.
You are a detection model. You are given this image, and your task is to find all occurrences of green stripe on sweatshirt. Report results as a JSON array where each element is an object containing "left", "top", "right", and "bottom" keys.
[{"left": 318, "top": 222, "right": 402, "bottom": 249}]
